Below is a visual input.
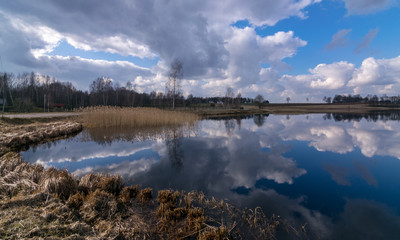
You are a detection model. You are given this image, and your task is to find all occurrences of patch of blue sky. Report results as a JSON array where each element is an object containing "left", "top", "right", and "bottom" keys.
[
  {"left": 255, "top": 1, "right": 348, "bottom": 75},
  {"left": 231, "top": 19, "right": 252, "bottom": 29},
  {"left": 260, "top": 63, "right": 270, "bottom": 69},
  {"left": 49, "top": 39, "right": 159, "bottom": 69},
  {"left": 252, "top": 1, "right": 400, "bottom": 75}
]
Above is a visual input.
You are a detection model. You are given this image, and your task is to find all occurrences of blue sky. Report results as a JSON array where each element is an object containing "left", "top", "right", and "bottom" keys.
[{"left": 0, "top": 0, "right": 399, "bottom": 102}]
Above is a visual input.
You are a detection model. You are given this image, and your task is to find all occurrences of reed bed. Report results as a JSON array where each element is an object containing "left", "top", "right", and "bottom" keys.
[{"left": 77, "top": 106, "right": 199, "bottom": 129}]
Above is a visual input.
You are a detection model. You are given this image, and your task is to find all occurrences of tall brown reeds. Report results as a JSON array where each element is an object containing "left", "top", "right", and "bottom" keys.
[{"left": 77, "top": 106, "right": 198, "bottom": 129}]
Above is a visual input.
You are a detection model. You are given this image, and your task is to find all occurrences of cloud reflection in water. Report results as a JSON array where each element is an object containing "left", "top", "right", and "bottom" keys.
[{"left": 21, "top": 114, "right": 400, "bottom": 239}]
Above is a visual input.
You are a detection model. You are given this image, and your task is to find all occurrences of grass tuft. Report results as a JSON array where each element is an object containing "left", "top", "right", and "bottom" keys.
[
  {"left": 80, "top": 189, "right": 118, "bottom": 222},
  {"left": 39, "top": 168, "right": 77, "bottom": 200},
  {"left": 137, "top": 187, "right": 153, "bottom": 204},
  {"left": 78, "top": 173, "right": 124, "bottom": 196},
  {"left": 118, "top": 185, "right": 140, "bottom": 204},
  {"left": 67, "top": 192, "right": 85, "bottom": 210}
]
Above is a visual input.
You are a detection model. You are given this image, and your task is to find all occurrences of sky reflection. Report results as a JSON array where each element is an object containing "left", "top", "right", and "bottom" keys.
[{"left": 22, "top": 114, "right": 400, "bottom": 239}]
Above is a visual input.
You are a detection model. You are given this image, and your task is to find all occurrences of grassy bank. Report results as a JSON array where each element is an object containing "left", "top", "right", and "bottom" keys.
[{"left": 0, "top": 118, "right": 82, "bottom": 156}]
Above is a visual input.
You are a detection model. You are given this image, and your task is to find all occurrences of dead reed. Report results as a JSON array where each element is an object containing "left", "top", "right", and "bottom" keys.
[
  {"left": 39, "top": 168, "right": 77, "bottom": 200},
  {"left": 77, "top": 106, "right": 199, "bottom": 129},
  {"left": 79, "top": 173, "right": 124, "bottom": 196}
]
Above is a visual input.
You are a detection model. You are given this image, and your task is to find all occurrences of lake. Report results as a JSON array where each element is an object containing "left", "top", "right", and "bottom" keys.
[{"left": 22, "top": 113, "right": 400, "bottom": 239}]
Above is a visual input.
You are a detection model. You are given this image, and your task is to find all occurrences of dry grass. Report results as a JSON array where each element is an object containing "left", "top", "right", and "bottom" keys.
[
  {"left": 153, "top": 190, "right": 305, "bottom": 240},
  {"left": 78, "top": 173, "right": 124, "bottom": 196},
  {"left": 39, "top": 168, "right": 78, "bottom": 200},
  {"left": 80, "top": 189, "right": 118, "bottom": 222},
  {"left": 0, "top": 152, "right": 43, "bottom": 200},
  {"left": 1, "top": 150, "right": 311, "bottom": 239},
  {"left": 137, "top": 187, "right": 153, "bottom": 204},
  {"left": 0, "top": 121, "right": 82, "bottom": 150},
  {"left": 118, "top": 185, "right": 140, "bottom": 204},
  {"left": 77, "top": 106, "right": 199, "bottom": 129}
]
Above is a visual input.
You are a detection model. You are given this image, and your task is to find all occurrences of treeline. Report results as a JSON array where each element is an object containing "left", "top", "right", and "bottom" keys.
[
  {"left": 1, "top": 72, "right": 88, "bottom": 112},
  {"left": 0, "top": 72, "right": 257, "bottom": 112},
  {"left": 323, "top": 94, "right": 400, "bottom": 105}
]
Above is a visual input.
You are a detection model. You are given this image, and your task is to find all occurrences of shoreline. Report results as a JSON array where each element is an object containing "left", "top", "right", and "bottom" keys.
[
  {"left": 189, "top": 103, "right": 400, "bottom": 117},
  {"left": 0, "top": 116, "right": 303, "bottom": 239}
]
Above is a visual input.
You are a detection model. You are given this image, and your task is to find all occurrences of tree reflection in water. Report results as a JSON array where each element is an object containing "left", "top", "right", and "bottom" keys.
[
  {"left": 324, "top": 110, "right": 400, "bottom": 122},
  {"left": 165, "top": 128, "right": 184, "bottom": 171},
  {"left": 253, "top": 114, "right": 266, "bottom": 127}
]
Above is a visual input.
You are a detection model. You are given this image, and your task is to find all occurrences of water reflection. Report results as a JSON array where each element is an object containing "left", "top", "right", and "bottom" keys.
[
  {"left": 165, "top": 129, "right": 184, "bottom": 171},
  {"left": 21, "top": 113, "right": 400, "bottom": 239},
  {"left": 82, "top": 124, "right": 198, "bottom": 144},
  {"left": 325, "top": 110, "right": 400, "bottom": 122},
  {"left": 253, "top": 114, "right": 267, "bottom": 127}
]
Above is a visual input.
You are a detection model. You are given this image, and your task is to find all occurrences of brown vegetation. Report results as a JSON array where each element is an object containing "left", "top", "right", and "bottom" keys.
[
  {"left": 77, "top": 106, "right": 198, "bottom": 128},
  {"left": 0, "top": 119, "right": 82, "bottom": 154}
]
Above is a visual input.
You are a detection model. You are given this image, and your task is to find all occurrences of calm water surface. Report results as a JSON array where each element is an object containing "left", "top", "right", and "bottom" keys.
[{"left": 22, "top": 114, "right": 400, "bottom": 239}]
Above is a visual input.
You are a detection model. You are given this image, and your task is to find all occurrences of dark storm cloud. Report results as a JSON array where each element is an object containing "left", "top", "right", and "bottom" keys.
[{"left": 0, "top": 0, "right": 317, "bottom": 94}]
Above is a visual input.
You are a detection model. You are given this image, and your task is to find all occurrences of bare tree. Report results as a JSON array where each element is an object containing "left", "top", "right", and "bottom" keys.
[
  {"left": 255, "top": 94, "right": 264, "bottom": 109},
  {"left": 1, "top": 73, "right": 6, "bottom": 117},
  {"left": 166, "top": 59, "right": 183, "bottom": 109},
  {"left": 235, "top": 92, "right": 242, "bottom": 107},
  {"left": 90, "top": 77, "right": 113, "bottom": 105},
  {"left": 225, "top": 87, "right": 234, "bottom": 107},
  {"left": 286, "top": 97, "right": 291, "bottom": 104}
]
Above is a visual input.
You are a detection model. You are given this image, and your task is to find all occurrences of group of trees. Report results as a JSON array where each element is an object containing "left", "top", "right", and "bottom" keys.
[
  {"left": 0, "top": 71, "right": 268, "bottom": 112},
  {"left": 323, "top": 94, "right": 400, "bottom": 105},
  {"left": 1, "top": 72, "right": 89, "bottom": 112},
  {"left": 0, "top": 72, "right": 185, "bottom": 112},
  {"left": 0, "top": 60, "right": 274, "bottom": 112}
]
